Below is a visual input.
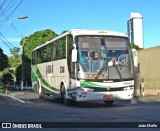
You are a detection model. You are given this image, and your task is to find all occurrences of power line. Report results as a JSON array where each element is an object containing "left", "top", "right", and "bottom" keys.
[
  {"left": 0, "top": 32, "right": 15, "bottom": 47},
  {"left": 0, "top": 0, "right": 10, "bottom": 11},
  {"left": 1, "top": 0, "right": 15, "bottom": 16},
  {"left": 3, "top": 0, "right": 23, "bottom": 19},
  {"left": 0, "top": 34, "right": 11, "bottom": 49},
  {"left": 0, "top": 0, "right": 23, "bottom": 27},
  {"left": 0, "top": 0, "right": 24, "bottom": 55},
  {"left": 0, "top": 44, "right": 9, "bottom": 55},
  {"left": 0, "top": 0, "right": 15, "bottom": 21}
]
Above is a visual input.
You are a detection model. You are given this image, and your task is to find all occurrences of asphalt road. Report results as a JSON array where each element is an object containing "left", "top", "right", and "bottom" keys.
[{"left": 0, "top": 90, "right": 160, "bottom": 130}]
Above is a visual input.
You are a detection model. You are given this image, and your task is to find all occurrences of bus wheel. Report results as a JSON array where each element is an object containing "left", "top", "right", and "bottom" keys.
[
  {"left": 38, "top": 82, "right": 44, "bottom": 98},
  {"left": 104, "top": 100, "right": 114, "bottom": 105},
  {"left": 61, "top": 85, "right": 72, "bottom": 106}
]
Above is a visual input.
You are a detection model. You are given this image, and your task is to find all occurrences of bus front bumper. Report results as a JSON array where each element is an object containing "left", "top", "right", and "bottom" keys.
[{"left": 76, "top": 89, "right": 134, "bottom": 101}]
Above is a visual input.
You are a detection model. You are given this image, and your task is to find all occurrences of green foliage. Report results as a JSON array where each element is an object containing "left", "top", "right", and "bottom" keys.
[
  {"left": 0, "top": 88, "right": 5, "bottom": 94},
  {"left": 15, "top": 55, "right": 31, "bottom": 85},
  {"left": 61, "top": 30, "right": 68, "bottom": 34},
  {"left": 1, "top": 73, "right": 13, "bottom": 85},
  {"left": 23, "top": 29, "right": 58, "bottom": 59},
  {"left": 0, "top": 86, "right": 20, "bottom": 94},
  {"left": 0, "top": 48, "right": 9, "bottom": 71},
  {"left": 1, "top": 29, "right": 67, "bottom": 86},
  {"left": 23, "top": 56, "right": 31, "bottom": 85},
  {"left": 15, "top": 64, "right": 22, "bottom": 85},
  {"left": 8, "top": 47, "right": 21, "bottom": 77},
  {"left": 7, "top": 47, "right": 21, "bottom": 86},
  {"left": 130, "top": 43, "right": 142, "bottom": 51},
  {"left": 15, "top": 29, "right": 58, "bottom": 85}
]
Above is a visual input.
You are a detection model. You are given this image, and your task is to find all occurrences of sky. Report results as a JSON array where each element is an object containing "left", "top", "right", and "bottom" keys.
[{"left": 0, "top": 0, "right": 160, "bottom": 55}]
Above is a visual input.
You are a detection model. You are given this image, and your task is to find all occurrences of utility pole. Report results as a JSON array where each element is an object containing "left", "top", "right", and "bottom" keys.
[{"left": 21, "top": 38, "right": 25, "bottom": 90}]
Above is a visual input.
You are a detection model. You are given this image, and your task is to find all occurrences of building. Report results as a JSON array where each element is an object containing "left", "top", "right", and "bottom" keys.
[{"left": 127, "top": 12, "right": 144, "bottom": 49}]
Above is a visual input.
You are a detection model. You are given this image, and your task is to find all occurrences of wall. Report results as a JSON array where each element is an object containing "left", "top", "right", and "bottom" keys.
[{"left": 135, "top": 46, "right": 160, "bottom": 96}]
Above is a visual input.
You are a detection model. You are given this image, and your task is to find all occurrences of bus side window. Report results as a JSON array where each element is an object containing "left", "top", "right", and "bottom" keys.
[{"left": 51, "top": 43, "right": 56, "bottom": 61}]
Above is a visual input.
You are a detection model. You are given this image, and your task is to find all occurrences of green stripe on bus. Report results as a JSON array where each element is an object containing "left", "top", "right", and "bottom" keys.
[
  {"left": 80, "top": 81, "right": 125, "bottom": 92},
  {"left": 32, "top": 65, "right": 59, "bottom": 92},
  {"left": 80, "top": 81, "right": 106, "bottom": 88},
  {"left": 31, "top": 69, "right": 38, "bottom": 83}
]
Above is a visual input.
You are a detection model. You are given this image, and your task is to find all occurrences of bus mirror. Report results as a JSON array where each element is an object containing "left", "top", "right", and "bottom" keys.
[{"left": 72, "top": 48, "right": 77, "bottom": 63}]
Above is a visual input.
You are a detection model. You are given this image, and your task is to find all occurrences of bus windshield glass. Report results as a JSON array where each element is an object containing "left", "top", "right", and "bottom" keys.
[{"left": 76, "top": 36, "right": 133, "bottom": 80}]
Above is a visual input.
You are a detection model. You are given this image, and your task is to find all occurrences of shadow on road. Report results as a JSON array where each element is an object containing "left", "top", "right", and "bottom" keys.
[
  {"left": 2, "top": 89, "right": 160, "bottom": 109},
  {"left": 40, "top": 94, "right": 160, "bottom": 108}
]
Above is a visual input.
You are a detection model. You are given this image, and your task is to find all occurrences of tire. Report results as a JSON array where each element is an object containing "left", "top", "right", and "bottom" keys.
[
  {"left": 38, "top": 81, "right": 44, "bottom": 98},
  {"left": 104, "top": 100, "right": 114, "bottom": 105},
  {"left": 61, "top": 85, "right": 72, "bottom": 106}
]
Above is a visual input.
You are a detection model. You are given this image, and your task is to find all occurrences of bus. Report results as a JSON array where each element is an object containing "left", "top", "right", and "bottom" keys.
[{"left": 31, "top": 29, "right": 134, "bottom": 106}]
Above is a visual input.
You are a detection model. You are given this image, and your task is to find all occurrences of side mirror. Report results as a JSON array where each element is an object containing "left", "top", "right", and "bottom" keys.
[{"left": 72, "top": 44, "right": 77, "bottom": 62}]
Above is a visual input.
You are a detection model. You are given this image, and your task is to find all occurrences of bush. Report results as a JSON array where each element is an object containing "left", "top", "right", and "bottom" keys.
[{"left": 1, "top": 73, "right": 14, "bottom": 85}]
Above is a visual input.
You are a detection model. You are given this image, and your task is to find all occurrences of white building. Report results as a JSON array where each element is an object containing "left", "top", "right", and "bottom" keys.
[{"left": 127, "top": 12, "right": 144, "bottom": 49}]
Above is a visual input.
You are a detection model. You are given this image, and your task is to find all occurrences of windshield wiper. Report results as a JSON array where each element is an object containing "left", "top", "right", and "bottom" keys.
[
  {"left": 113, "top": 63, "right": 123, "bottom": 81},
  {"left": 95, "top": 62, "right": 123, "bottom": 81},
  {"left": 95, "top": 61, "right": 107, "bottom": 80}
]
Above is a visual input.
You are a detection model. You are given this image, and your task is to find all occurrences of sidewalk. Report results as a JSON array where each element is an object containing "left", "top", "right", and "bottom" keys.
[
  {"left": 9, "top": 89, "right": 38, "bottom": 100},
  {"left": 131, "top": 95, "right": 160, "bottom": 104},
  {"left": 0, "top": 93, "right": 25, "bottom": 104},
  {"left": 0, "top": 88, "right": 33, "bottom": 104}
]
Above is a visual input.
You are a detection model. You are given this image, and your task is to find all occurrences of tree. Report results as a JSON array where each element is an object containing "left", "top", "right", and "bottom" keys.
[
  {"left": 0, "top": 48, "right": 9, "bottom": 71},
  {"left": 61, "top": 30, "right": 68, "bottom": 34},
  {"left": 16, "top": 29, "right": 58, "bottom": 85},
  {"left": 15, "top": 65, "right": 22, "bottom": 85},
  {"left": 8, "top": 47, "right": 21, "bottom": 85},
  {"left": 1, "top": 73, "right": 13, "bottom": 85},
  {"left": 22, "top": 29, "right": 58, "bottom": 59},
  {"left": 8, "top": 47, "right": 21, "bottom": 72},
  {"left": 130, "top": 43, "right": 142, "bottom": 51}
]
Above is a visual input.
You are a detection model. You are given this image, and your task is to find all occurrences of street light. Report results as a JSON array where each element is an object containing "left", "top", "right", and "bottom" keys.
[
  {"left": 0, "top": 15, "right": 28, "bottom": 30},
  {"left": 18, "top": 16, "right": 28, "bottom": 19}
]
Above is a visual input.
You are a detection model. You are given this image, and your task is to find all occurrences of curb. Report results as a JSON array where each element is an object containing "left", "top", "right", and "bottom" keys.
[
  {"left": 0, "top": 93, "right": 25, "bottom": 104},
  {"left": 132, "top": 95, "right": 160, "bottom": 103}
]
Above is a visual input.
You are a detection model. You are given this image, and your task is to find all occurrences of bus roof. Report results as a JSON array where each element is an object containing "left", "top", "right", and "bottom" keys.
[{"left": 32, "top": 29, "right": 128, "bottom": 52}]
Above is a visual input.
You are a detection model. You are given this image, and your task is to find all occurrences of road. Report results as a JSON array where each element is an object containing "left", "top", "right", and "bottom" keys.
[{"left": 0, "top": 90, "right": 160, "bottom": 130}]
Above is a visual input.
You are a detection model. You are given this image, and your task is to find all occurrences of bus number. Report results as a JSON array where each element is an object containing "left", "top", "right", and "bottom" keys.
[
  {"left": 60, "top": 66, "right": 65, "bottom": 73},
  {"left": 46, "top": 65, "right": 53, "bottom": 75}
]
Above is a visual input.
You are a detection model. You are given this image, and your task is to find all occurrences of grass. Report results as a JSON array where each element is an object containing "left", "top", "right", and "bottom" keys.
[{"left": 0, "top": 86, "right": 20, "bottom": 94}]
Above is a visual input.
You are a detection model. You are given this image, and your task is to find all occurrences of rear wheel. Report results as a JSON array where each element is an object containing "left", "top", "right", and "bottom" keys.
[
  {"left": 104, "top": 100, "right": 114, "bottom": 105},
  {"left": 61, "top": 85, "right": 72, "bottom": 106}
]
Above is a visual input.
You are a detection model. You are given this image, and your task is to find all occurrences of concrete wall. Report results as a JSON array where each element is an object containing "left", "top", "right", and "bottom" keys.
[{"left": 135, "top": 46, "right": 160, "bottom": 96}]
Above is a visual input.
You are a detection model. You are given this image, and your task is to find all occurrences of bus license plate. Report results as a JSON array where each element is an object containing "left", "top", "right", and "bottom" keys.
[{"left": 103, "top": 94, "right": 113, "bottom": 100}]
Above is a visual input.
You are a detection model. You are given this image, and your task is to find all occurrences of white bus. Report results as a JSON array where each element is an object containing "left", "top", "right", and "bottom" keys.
[{"left": 31, "top": 29, "right": 134, "bottom": 105}]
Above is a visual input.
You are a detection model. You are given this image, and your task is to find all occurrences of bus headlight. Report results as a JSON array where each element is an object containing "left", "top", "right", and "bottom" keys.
[
  {"left": 78, "top": 87, "right": 94, "bottom": 92},
  {"left": 124, "top": 86, "right": 134, "bottom": 91}
]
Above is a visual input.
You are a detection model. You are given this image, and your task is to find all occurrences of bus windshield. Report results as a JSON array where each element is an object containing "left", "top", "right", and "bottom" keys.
[{"left": 77, "top": 36, "right": 134, "bottom": 80}]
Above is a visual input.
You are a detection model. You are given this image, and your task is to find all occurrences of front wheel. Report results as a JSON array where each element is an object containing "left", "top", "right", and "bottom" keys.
[
  {"left": 61, "top": 85, "right": 72, "bottom": 106},
  {"left": 104, "top": 100, "right": 114, "bottom": 105}
]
